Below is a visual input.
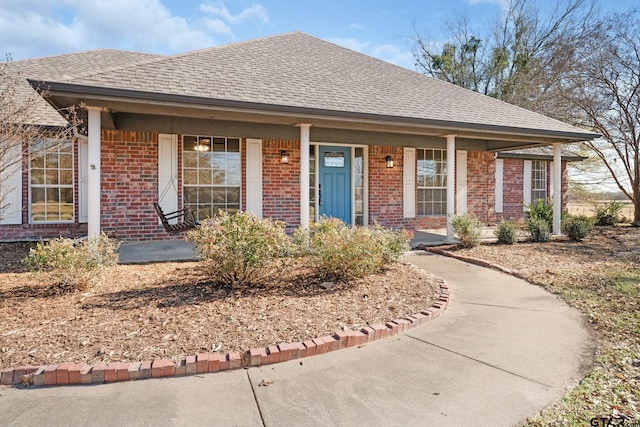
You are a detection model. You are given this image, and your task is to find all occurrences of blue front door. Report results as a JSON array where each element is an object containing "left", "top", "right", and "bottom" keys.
[{"left": 319, "top": 146, "right": 352, "bottom": 224}]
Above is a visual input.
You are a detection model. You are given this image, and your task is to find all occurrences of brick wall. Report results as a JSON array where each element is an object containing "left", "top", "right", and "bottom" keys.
[
  {"left": 0, "top": 130, "right": 573, "bottom": 241},
  {"left": 368, "top": 146, "right": 405, "bottom": 228},
  {"left": 262, "top": 140, "right": 300, "bottom": 231},
  {"left": 466, "top": 151, "right": 496, "bottom": 224},
  {"left": 501, "top": 158, "right": 524, "bottom": 220},
  {"left": 100, "top": 131, "right": 166, "bottom": 240}
]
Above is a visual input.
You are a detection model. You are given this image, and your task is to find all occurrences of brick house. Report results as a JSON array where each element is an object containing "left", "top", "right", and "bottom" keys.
[{"left": 0, "top": 32, "right": 597, "bottom": 242}]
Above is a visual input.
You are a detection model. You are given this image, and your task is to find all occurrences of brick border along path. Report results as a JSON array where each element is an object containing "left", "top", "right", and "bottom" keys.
[{"left": 0, "top": 280, "right": 450, "bottom": 388}]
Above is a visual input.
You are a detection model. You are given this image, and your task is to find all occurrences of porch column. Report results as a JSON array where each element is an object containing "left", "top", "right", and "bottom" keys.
[
  {"left": 445, "top": 135, "right": 456, "bottom": 243},
  {"left": 298, "top": 124, "right": 312, "bottom": 228},
  {"left": 552, "top": 143, "right": 562, "bottom": 235},
  {"left": 87, "top": 107, "right": 101, "bottom": 237}
]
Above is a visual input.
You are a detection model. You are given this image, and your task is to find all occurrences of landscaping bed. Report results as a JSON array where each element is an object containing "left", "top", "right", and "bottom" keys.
[{"left": 0, "top": 244, "right": 439, "bottom": 369}]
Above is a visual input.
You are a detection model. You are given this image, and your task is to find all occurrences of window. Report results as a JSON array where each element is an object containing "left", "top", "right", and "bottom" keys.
[
  {"left": 29, "top": 139, "right": 74, "bottom": 222},
  {"left": 531, "top": 160, "right": 547, "bottom": 202},
  {"left": 309, "top": 145, "right": 316, "bottom": 223},
  {"left": 183, "top": 135, "right": 241, "bottom": 221},
  {"left": 417, "top": 149, "right": 447, "bottom": 216}
]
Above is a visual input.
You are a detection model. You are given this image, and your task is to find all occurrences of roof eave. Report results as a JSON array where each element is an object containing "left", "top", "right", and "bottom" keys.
[
  {"left": 32, "top": 80, "right": 602, "bottom": 143},
  {"left": 496, "top": 152, "right": 587, "bottom": 162}
]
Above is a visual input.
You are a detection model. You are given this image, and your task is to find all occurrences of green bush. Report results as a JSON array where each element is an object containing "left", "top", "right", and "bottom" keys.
[
  {"left": 562, "top": 215, "right": 593, "bottom": 242},
  {"left": 593, "top": 200, "right": 624, "bottom": 226},
  {"left": 526, "top": 217, "right": 551, "bottom": 242},
  {"left": 451, "top": 214, "right": 483, "bottom": 248},
  {"left": 494, "top": 218, "right": 519, "bottom": 244},
  {"left": 525, "top": 198, "right": 553, "bottom": 229},
  {"left": 186, "top": 211, "right": 292, "bottom": 288},
  {"left": 23, "top": 233, "right": 119, "bottom": 291},
  {"left": 296, "top": 218, "right": 411, "bottom": 282}
]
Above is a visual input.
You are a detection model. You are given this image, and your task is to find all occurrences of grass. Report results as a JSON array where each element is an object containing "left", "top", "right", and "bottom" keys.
[
  {"left": 525, "top": 265, "right": 639, "bottom": 424},
  {"left": 454, "top": 227, "right": 640, "bottom": 425}
]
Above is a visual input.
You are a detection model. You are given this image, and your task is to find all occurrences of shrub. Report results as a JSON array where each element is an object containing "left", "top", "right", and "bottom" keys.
[
  {"left": 494, "top": 219, "right": 519, "bottom": 244},
  {"left": 296, "top": 218, "right": 411, "bottom": 282},
  {"left": 23, "top": 233, "right": 119, "bottom": 291},
  {"left": 451, "top": 214, "right": 483, "bottom": 248},
  {"left": 186, "top": 211, "right": 291, "bottom": 288},
  {"left": 593, "top": 200, "right": 624, "bottom": 226},
  {"left": 525, "top": 198, "right": 553, "bottom": 230},
  {"left": 526, "top": 217, "right": 551, "bottom": 242},
  {"left": 562, "top": 215, "right": 593, "bottom": 242}
]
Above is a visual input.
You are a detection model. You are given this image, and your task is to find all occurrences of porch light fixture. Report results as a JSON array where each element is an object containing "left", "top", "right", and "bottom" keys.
[
  {"left": 280, "top": 150, "right": 290, "bottom": 164},
  {"left": 385, "top": 155, "right": 394, "bottom": 168},
  {"left": 194, "top": 138, "right": 210, "bottom": 152}
]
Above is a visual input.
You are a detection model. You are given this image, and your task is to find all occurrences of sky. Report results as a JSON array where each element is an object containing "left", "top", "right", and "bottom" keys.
[{"left": 2, "top": 0, "right": 637, "bottom": 71}]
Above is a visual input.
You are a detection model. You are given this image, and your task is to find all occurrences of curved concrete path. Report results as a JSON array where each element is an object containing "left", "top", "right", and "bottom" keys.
[{"left": 0, "top": 252, "right": 594, "bottom": 427}]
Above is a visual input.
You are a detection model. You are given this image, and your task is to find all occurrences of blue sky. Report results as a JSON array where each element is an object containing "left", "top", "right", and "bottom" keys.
[{"left": 1, "top": 0, "right": 637, "bottom": 70}]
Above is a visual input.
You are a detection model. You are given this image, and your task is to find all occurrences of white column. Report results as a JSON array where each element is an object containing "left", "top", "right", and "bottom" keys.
[
  {"left": 445, "top": 135, "right": 456, "bottom": 242},
  {"left": 552, "top": 143, "right": 562, "bottom": 235},
  {"left": 87, "top": 107, "right": 101, "bottom": 237},
  {"left": 298, "top": 124, "right": 311, "bottom": 228}
]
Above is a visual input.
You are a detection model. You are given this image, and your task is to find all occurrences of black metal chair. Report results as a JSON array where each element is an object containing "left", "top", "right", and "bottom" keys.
[{"left": 153, "top": 202, "right": 199, "bottom": 235}]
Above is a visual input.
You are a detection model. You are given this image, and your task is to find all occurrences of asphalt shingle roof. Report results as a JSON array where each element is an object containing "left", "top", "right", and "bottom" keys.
[
  {"left": 42, "top": 32, "right": 594, "bottom": 139},
  {"left": 7, "top": 49, "right": 162, "bottom": 126},
  {"left": 14, "top": 33, "right": 597, "bottom": 141}
]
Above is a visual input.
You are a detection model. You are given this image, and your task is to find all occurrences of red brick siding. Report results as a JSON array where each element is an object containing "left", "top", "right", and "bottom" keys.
[
  {"left": 262, "top": 140, "right": 300, "bottom": 230},
  {"left": 466, "top": 151, "right": 496, "bottom": 224},
  {"left": 100, "top": 131, "right": 166, "bottom": 240},
  {"left": 501, "top": 158, "right": 525, "bottom": 220},
  {"left": 368, "top": 146, "right": 405, "bottom": 228},
  {"left": 1, "top": 129, "right": 573, "bottom": 241}
]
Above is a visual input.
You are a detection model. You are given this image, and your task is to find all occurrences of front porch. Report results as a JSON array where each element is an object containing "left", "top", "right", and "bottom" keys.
[{"left": 116, "top": 227, "right": 500, "bottom": 264}]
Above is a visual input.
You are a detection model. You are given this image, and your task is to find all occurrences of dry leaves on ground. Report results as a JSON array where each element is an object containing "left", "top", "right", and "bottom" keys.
[{"left": 0, "top": 245, "right": 439, "bottom": 368}]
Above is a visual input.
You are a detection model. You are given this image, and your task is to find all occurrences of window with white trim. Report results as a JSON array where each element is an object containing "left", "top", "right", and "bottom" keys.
[
  {"left": 417, "top": 148, "right": 447, "bottom": 215},
  {"left": 29, "top": 138, "right": 74, "bottom": 222},
  {"left": 183, "top": 135, "right": 240, "bottom": 221},
  {"left": 531, "top": 160, "right": 547, "bottom": 202}
]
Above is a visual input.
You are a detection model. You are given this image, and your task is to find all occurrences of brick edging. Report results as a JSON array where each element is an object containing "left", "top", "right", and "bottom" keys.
[
  {"left": 421, "top": 246, "right": 529, "bottom": 281},
  {"left": 0, "top": 280, "right": 451, "bottom": 388}
]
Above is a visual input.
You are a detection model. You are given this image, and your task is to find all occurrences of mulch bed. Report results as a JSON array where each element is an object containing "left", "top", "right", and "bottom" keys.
[{"left": 0, "top": 244, "right": 439, "bottom": 368}]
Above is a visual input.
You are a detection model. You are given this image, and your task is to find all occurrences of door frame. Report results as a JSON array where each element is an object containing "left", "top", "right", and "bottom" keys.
[{"left": 310, "top": 142, "right": 368, "bottom": 226}]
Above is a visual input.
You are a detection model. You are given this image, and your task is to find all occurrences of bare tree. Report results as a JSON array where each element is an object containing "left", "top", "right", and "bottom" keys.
[
  {"left": 567, "top": 12, "right": 640, "bottom": 225},
  {"left": 0, "top": 56, "right": 80, "bottom": 221},
  {"left": 413, "top": 0, "right": 600, "bottom": 118}
]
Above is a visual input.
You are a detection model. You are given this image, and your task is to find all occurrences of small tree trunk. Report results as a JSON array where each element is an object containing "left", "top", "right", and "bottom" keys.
[{"left": 634, "top": 198, "right": 640, "bottom": 227}]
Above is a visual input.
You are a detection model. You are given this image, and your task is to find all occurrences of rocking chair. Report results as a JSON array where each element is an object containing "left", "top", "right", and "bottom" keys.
[{"left": 153, "top": 202, "right": 199, "bottom": 235}]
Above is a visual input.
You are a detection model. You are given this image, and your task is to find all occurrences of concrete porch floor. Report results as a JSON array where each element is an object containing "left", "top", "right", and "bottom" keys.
[{"left": 116, "top": 227, "right": 499, "bottom": 264}]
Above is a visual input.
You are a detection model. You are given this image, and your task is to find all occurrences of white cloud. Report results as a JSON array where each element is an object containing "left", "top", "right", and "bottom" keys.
[
  {"left": 325, "top": 36, "right": 415, "bottom": 70},
  {"left": 0, "top": 0, "right": 270, "bottom": 59},
  {"left": 199, "top": 2, "right": 268, "bottom": 25},
  {"left": 324, "top": 37, "right": 370, "bottom": 53},
  {"left": 372, "top": 44, "right": 415, "bottom": 69},
  {"left": 465, "top": 0, "right": 509, "bottom": 11},
  {"left": 348, "top": 23, "right": 365, "bottom": 31},
  {"left": 198, "top": 17, "right": 234, "bottom": 37}
]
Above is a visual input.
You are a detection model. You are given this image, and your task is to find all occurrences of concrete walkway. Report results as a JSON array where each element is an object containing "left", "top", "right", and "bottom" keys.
[{"left": 0, "top": 252, "right": 594, "bottom": 427}]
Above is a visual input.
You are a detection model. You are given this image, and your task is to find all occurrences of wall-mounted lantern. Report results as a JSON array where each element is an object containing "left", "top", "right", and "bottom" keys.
[
  {"left": 281, "top": 150, "right": 290, "bottom": 164},
  {"left": 385, "top": 155, "right": 394, "bottom": 168}
]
